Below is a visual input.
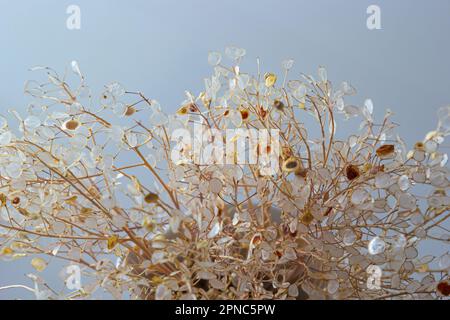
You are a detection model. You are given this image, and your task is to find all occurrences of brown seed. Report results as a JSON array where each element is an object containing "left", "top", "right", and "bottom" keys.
[
  {"left": 144, "top": 193, "right": 159, "bottom": 204},
  {"left": 301, "top": 210, "right": 314, "bottom": 225},
  {"left": 107, "top": 235, "right": 119, "bottom": 250},
  {"left": 258, "top": 105, "right": 268, "bottom": 119},
  {"left": 64, "top": 119, "right": 80, "bottom": 131},
  {"left": 273, "top": 100, "right": 285, "bottom": 111},
  {"left": 0, "top": 194, "right": 6, "bottom": 207},
  {"left": 240, "top": 109, "right": 250, "bottom": 121},
  {"left": 124, "top": 105, "right": 136, "bottom": 116},
  {"left": 12, "top": 197, "right": 21, "bottom": 205},
  {"left": 376, "top": 144, "right": 395, "bottom": 158},
  {"left": 414, "top": 142, "right": 425, "bottom": 151},
  {"left": 282, "top": 158, "right": 300, "bottom": 172},
  {"left": 346, "top": 164, "right": 360, "bottom": 181},
  {"left": 251, "top": 234, "right": 262, "bottom": 246},
  {"left": 176, "top": 106, "right": 188, "bottom": 115},
  {"left": 437, "top": 281, "right": 450, "bottom": 296}
]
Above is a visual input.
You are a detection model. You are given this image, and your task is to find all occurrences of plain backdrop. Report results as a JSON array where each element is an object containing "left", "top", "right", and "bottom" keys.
[{"left": 0, "top": 0, "right": 449, "bottom": 299}]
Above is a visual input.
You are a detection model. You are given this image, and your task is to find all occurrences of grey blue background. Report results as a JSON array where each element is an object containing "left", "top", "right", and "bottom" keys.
[{"left": 0, "top": 0, "right": 449, "bottom": 299}]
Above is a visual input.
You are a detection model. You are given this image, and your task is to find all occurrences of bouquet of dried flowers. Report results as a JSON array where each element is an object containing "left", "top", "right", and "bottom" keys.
[{"left": 0, "top": 47, "right": 448, "bottom": 300}]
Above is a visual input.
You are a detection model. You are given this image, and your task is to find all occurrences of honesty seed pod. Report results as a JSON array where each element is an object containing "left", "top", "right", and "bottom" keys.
[
  {"left": 376, "top": 144, "right": 395, "bottom": 159},
  {"left": 144, "top": 192, "right": 159, "bottom": 204},
  {"left": 346, "top": 164, "right": 360, "bottom": 181},
  {"left": 62, "top": 119, "right": 80, "bottom": 131},
  {"left": 0, "top": 48, "right": 447, "bottom": 301},
  {"left": 273, "top": 99, "right": 285, "bottom": 111},
  {"left": 282, "top": 158, "right": 301, "bottom": 173},
  {"left": 264, "top": 73, "right": 277, "bottom": 87}
]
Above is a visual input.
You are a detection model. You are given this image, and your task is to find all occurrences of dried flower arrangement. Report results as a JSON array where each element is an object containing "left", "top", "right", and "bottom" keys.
[{"left": 0, "top": 47, "right": 449, "bottom": 300}]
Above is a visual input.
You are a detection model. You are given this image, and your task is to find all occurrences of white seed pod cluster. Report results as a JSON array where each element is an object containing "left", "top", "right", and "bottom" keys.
[{"left": 0, "top": 50, "right": 448, "bottom": 300}]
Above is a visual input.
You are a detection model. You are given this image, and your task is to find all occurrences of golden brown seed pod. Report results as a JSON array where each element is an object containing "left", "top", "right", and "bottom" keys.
[
  {"left": 414, "top": 142, "right": 425, "bottom": 151},
  {"left": 300, "top": 209, "right": 314, "bottom": 225},
  {"left": 0, "top": 194, "right": 6, "bottom": 207},
  {"left": 258, "top": 105, "right": 268, "bottom": 119},
  {"left": 176, "top": 105, "right": 189, "bottom": 115},
  {"left": 346, "top": 164, "right": 360, "bottom": 181},
  {"left": 240, "top": 109, "right": 250, "bottom": 121},
  {"left": 63, "top": 119, "right": 80, "bottom": 131},
  {"left": 107, "top": 235, "right": 119, "bottom": 250},
  {"left": 144, "top": 192, "right": 159, "bottom": 204},
  {"left": 1, "top": 247, "right": 14, "bottom": 255},
  {"left": 437, "top": 281, "right": 450, "bottom": 296},
  {"left": 376, "top": 144, "right": 395, "bottom": 159},
  {"left": 124, "top": 105, "right": 136, "bottom": 116},
  {"left": 273, "top": 99, "right": 285, "bottom": 111},
  {"left": 264, "top": 73, "right": 277, "bottom": 87},
  {"left": 282, "top": 157, "right": 301, "bottom": 173}
]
